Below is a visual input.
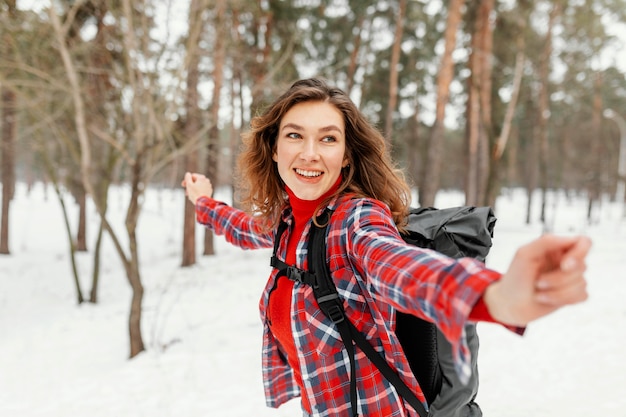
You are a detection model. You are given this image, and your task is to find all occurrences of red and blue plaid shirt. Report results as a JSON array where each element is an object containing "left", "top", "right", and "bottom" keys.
[{"left": 196, "top": 194, "right": 503, "bottom": 417}]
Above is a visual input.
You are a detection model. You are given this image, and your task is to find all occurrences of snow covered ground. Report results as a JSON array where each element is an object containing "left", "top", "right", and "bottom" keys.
[{"left": 0, "top": 183, "right": 624, "bottom": 417}]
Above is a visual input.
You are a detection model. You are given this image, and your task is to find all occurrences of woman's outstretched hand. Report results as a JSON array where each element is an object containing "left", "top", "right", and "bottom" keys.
[
  {"left": 484, "top": 234, "right": 592, "bottom": 327},
  {"left": 181, "top": 172, "right": 214, "bottom": 205}
]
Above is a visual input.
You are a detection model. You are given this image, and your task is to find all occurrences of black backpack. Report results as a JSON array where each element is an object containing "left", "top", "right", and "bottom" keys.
[{"left": 270, "top": 206, "right": 496, "bottom": 417}]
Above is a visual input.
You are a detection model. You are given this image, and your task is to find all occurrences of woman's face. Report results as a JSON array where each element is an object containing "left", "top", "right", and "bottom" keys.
[{"left": 273, "top": 101, "right": 348, "bottom": 201}]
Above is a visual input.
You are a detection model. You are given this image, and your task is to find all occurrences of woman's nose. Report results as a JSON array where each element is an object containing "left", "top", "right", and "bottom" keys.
[{"left": 300, "top": 138, "right": 319, "bottom": 161}]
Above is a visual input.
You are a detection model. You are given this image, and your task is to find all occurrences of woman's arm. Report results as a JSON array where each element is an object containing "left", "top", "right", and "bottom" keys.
[
  {"left": 345, "top": 198, "right": 590, "bottom": 336},
  {"left": 182, "top": 172, "right": 274, "bottom": 250}
]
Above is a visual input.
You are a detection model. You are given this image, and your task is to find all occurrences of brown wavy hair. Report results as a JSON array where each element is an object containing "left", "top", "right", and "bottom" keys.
[{"left": 237, "top": 78, "right": 411, "bottom": 230}]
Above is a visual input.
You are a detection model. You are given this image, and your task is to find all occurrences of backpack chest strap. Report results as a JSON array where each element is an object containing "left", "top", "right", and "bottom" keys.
[{"left": 269, "top": 255, "right": 318, "bottom": 287}]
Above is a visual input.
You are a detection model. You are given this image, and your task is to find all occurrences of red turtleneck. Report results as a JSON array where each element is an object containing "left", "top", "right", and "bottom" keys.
[{"left": 267, "top": 177, "right": 342, "bottom": 412}]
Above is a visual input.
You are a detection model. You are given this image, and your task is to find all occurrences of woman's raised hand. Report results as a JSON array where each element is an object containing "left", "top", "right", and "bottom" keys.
[{"left": 181, "top": 172, "right": 214, "bottom": 205}]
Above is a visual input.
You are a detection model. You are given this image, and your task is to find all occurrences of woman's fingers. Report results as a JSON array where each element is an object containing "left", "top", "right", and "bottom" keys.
[
  {"left": 485, "top": 234, "right": 592, "bottom": 327},
  {"left": 534, "top": 270, "right": 589, "bottom": 306},
  {"left": 533, "top": 235, "right": 591, "bottom": 306},
  {"left": 559, "top": 235, "right": 592, "bottom": 272}
]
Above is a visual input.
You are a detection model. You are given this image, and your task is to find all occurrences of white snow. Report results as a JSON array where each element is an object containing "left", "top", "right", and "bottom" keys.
[{"left": 0, "top": 183, "right": 624, "bottom": 416}]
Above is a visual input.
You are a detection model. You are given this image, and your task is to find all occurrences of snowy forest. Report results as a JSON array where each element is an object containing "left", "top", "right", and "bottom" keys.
[{"left": 1, "top": 0, "right": 626, "bottom": 372}]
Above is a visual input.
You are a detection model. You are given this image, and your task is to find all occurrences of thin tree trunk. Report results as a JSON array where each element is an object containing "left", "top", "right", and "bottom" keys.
[
  {"left": 53, "top": 180, "right": 85, "bottom": 304},
  {"left": 537, "top": 4, "right": 559, "bottom": 223},
  {"left": 126, "top": 157, "right": 145, "bottom": 357},
  {"left": 204, "top": 0, "right": 227, "bottom": 256},
  {"left": 588, "top": 73, "right": 604, "bottom": 223},
  {"left": 346, "top": 15, "right": 365, "bottom": 95},
  {"left": 407, "top": 99, "right": 421, "bottom": 195},
  {"left": 1, "top": 3, "right": 17, "bottom": 253},
  {"left": 182, "top": 0, "right": 206, "bottom": 267},
  {"left": 419, "top": 0, "right": 465, "bottom": 207},
  {"left": 464, "top": 5, "right": 483, "bottom": 206},
  {"left": 384, "top": 0, "right": 406, "bottom": 143},
  {"left": 487, "top": 48, "right": 525, "bottom": 208},
  {"left": 89, "top": 219, "right": 105, "bottom": 303},
  {"left": 76, "top": 187, "right": 88, "bottom": 251},
  {"left": 0, "top": 87, "right": 16, "bottom": 255},
  {"left": 506, "top": 126, "right": 519, "bottom": 186},
  {"left": 40, "top": 145, "right": 85, "bottom": 303},
  {"left": 524, "top": 95, "right": 540, "bottom": 225},
  {"left": 464, "top": 0, "right": 494, "bottom": 206},
  {"left": 476, "top": 0, "right": 494, "bottom": 206}
]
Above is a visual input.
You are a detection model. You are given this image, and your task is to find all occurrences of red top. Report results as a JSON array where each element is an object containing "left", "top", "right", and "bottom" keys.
[{"left": 267, "top": 180, "right": 340, "bottom": 413}]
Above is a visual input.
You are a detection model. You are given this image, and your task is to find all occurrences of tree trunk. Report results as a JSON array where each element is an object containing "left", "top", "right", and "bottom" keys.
[
  {"left": 76, "top": 186, "right": 88, "bottom": 251},
  {"left": 89, "top": 219, "right": 105, "bottom": 303},
  {"left": 0, "top": 87, "right": 16, "bottom": 255},
  {"left": 464, "top": 5, "right": 482, "bottom": 206},
  {"left": 125, "top": 157, "right": 145, "bottom": 357},
  {"left": 537, "top": 4, "right": 559, "bottom": 224},
  {"left": 54, "top": 180, "right": 85, "bottom": 304},
  {"left": 419, "top": 0, "right": 465, "bottom": 208},
  {"left": 230, "top": 10, "right": 245, "bottom": 210},
  {"left": 588, "top": 73, "right": 604, "bottom": 223},
  {"left": 181, "top": 0, "right": 205, "bottom": 267},
  {"left": 476, "top": 0, "right": 494, "bottom": 206},
  {"left": 346, "top": 15, "right": 365, "bottom": 95},
  {"left": 204, "top": 0, "right": 227, "bottom": 256},
  {"left": 0, "top": 0, "right": 16, "bottom": 255},
  {"left": 37, "top": 133, "right": 85, "bottom": 302},
  {"left": 127, "top": 258, "right": 145, "bottom": 357},
  {"left": 407, "top": 100, "right": 421, "bottom": 195},
  {"left": 384, "top": 0, "right": 406, "bottom": 144},
  {"left": 524, "top": 95, "right": 540, "bottom": 225},
  {"left": 486, "top": 47, "right": 525, "bottom": 208}
]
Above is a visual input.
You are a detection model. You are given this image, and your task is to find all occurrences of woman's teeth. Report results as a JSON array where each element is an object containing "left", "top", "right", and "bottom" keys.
[{"left": 295, "top": 169, "right": 322, "bottom": 178}]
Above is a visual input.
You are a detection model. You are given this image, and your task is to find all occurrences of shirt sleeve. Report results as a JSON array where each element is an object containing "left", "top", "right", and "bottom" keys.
[
  {"left": 195, "top": 196, "right": 274, "bottom": 250},
  {"left": 343, "top": 199, "right": 510, "bottom": 383}
]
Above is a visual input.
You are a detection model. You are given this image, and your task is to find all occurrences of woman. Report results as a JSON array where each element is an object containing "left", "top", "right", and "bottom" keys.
[{"left": 182, "top": 78, "right": 590, "bottom": 417}]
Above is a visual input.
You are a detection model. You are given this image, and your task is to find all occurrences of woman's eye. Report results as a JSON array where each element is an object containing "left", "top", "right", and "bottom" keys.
[
  {"left": 322, "top": 135, "right": 337, "bottom": 143},
  {"left": 286, "top": 132, "right": 301, "bottom": 139}
]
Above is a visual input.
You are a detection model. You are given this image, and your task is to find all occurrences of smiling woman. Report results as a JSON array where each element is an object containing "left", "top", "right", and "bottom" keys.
[
  {"left": 272, "top": 101, "right": 349, "bottom": 201},
  {"left": 180, "top": 78, "right": 591, "bottom": 417}
]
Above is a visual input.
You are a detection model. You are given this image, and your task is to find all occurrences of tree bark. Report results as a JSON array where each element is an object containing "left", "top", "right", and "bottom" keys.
[
  {"left": 76, "top": 186, "right": 88, "bottom": 251},
  {"left": 346, "top": 15, "right": 365, "bottom": 95},
  {"left": 486, "top": 46, "right": 525, "bottom": 208},
  {"left": 0, "top": 87, "right": 16, "bottom": 255},
  {"left": 537, "top": 4, "right": 559, "bottom": 224},
  {"left": 476, "top": 0, "right": 494, "bottom": 206},
  {"left": 464, "top": 0, "right": 494, "bottom": 206},
  {"left": 419, "top": 0, "right": 465, "bottom": 207},
  {"left": 1, "top": 1, "right": 17, "bottom": 255},
  {"left": 181, "top": 0, "right": 205, "bottom": 267},
  {"left": 384, "top": 0, "right": 406, "bottom": 144},
  {"left": 588, "top": 73, "right": 604, "bottom": 223},
  {"left": 204, "top": 0, "right": 227, "bottom": 257}
]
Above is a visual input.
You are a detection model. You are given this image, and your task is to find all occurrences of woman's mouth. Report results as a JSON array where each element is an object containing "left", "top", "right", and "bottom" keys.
[{"left": 295, "top": 168, "right": 323, "bottom": 178}]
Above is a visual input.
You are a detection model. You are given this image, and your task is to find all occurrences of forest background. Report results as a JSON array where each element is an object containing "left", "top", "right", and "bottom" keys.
[{"left": 1, "top": 0, "right": 626, "bottom": 361}]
